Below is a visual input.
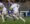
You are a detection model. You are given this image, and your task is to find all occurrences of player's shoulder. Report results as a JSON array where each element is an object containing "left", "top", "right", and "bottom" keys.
[
  {"left": 11, "top": 3, "right": 20, "bottom": 8},
  {"left": 0, "top": 2, "right": 3, "bottom": 5},
  {"left": 0, "top": 2, "right": 4, "bottom": 7},
  {"left": 12, "top": 3, "right": 17, "bottom": 6},
  {"left": 11, "top": 3, "right": 18, "bottom": 7}
]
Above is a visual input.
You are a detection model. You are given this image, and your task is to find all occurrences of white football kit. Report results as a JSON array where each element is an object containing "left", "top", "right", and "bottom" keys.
[
  {"left": 11, "top": 3, "right": 20, "bottom": 14},
  {"left": 2, "top": 7, "right": 7, "bottom": 15},
  {"left": 0, "top": 2, "right": 7, "bottom": 15},
  {"left": 0, "top": 2, "right": 7, "bottom": 22}
]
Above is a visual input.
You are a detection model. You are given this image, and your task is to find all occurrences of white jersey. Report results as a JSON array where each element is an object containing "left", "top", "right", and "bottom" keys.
[
  {"left": 2, "top": 7, "right": 7, "bottom": 14},
  {"left": 0, "top": 2, "right": 4, "bottom": 7},
  {"left": 0, "top": 2, "right": 7, "bottom": 15},
  {"left": 0, "top": 2, "right": 7, "bottom": 12},
  {"left": 3, "top": 7, "right": 7, "bottom": 12},
  {"left": 11, "top": 3, "right": 20, "bottom": 13}
]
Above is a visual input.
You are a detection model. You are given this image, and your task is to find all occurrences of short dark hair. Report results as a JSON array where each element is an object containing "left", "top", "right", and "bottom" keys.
[{"left": 0, "top": 0, "right": 2, "bottom": 2}]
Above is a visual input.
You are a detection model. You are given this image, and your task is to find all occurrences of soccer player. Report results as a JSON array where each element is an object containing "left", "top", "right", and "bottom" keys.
[
  {"left": 9, "top": 0, "right": 20, "bottom": 20},
  {"left": 0, "top": 2, "right": 7, "bottom": 22}
]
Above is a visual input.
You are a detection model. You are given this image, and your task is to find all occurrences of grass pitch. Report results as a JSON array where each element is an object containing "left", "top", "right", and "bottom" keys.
[{"left": 0, "top": 16, "right": 30, "bottom": 24}]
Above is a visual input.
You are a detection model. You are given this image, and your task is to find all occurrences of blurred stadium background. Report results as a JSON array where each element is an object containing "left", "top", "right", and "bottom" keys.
[{"left": 0, "top": 0, "right": 30, "bottom": 24}]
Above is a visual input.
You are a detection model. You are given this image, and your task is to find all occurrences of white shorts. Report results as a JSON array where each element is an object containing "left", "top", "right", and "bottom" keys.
[
  {"left": 14, "top": 11, "right": 18, "bottom": 14},
  {"left": 2, "top": 11, "right": 7, "bottom": 15}
]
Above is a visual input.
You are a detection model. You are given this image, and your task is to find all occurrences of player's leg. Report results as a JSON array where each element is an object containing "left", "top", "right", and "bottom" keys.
[
  {"left": 1, "top": 13, "right": 5, "bottom": 22},
  {"left": 2, "top": 11, "right": 7, "bottom": 22},
  {"left": 13, "top": 11, "right": 19, "bottom": 20}
]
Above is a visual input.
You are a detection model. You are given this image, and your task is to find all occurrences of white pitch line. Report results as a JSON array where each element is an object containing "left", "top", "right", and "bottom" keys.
[{"left": 20, "top": 17, "right": 26, "bottom": 22}]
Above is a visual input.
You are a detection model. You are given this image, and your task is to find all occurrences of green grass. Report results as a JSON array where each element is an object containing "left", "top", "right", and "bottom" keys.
[{"left": 0, "top": 17, "right": 30, "bottom": 24}]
